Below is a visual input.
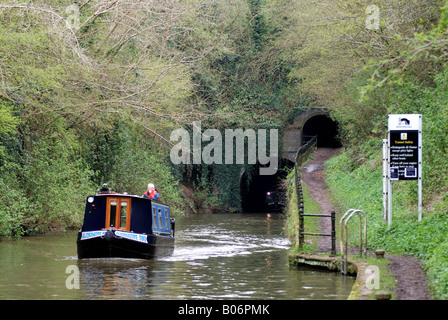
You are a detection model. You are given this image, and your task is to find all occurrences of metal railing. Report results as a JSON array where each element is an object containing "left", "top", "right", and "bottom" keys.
[
  {"left": 340, "top": 209, "right": 367, "bottom": 275},
  {"left": 293, "top": 136, "right": 336, "bottom": 256},
  {"left": 298, "top": 203, "right": 336, "bottom": 256},
  {"left": 294, "top": 135, "right": 317, "bottom": 167}
]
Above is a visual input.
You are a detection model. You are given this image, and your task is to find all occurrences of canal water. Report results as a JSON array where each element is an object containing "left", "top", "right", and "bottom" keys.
[{"left": 0, "top": 213, "right": 355, "bottom": 300}]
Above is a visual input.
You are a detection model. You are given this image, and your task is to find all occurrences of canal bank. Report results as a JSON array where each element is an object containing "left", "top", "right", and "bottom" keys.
[
  {"left": 288, "top": 252, "right": 388, "bottom": 300},
  {"left": 285, "top": 148, "right": 432, "bottom": 300},
  {"left": 288, "top": 147, "right": 378, "bottom": 300},
  {"left": 288, "top": 249, "right": 431, "bottom": 300}
]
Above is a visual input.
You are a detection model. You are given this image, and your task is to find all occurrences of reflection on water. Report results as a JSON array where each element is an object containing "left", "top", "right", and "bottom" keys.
[{"left": 0, "top": 213, "right": 355, "bottom": 300}]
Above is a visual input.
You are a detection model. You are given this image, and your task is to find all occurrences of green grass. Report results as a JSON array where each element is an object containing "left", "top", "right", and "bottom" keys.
[{"left": 324, "top": 150, "right": 448, "bottom": 299}]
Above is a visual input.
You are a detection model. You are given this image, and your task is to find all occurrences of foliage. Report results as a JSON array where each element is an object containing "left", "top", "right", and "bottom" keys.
[
  {"left": 0, "top": 101, "right": 21, "bottom": 158},
  {"left": 0, "top": 101, "right": 20, "bottom": 138},
  {"left": 0, "top": 119, "right": 95, "bottom": 237},
  {"left": 427, "top": 241, "right": 448, "bottom": 299},
  {"left": 0, "top": 0, "right": 310, "bottom": 236},
  {"left": 277, "top": 0, "right": 443, "bottom": 106},
  {"left": 0, "top": 161, "right": 33, "bottom": 238},
  {"left": 23, "top": 124, "right": 95, "bottom": 232}
]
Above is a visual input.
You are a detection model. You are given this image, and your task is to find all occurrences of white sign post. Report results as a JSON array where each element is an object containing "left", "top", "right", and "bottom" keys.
[
  {"left": 386, "top": 114, "right": 422, "bottom": 226},
  {"left": 382, "top": 139, "right": 388, "bottom": 222}
]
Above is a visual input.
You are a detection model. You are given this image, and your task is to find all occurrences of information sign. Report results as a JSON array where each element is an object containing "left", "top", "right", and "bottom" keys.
[
  {"left": 388, "top": 114, "right": 421, "bottom": 181},
  {"left": 385, "top": 114, "right": 423, "bottom": 224}
]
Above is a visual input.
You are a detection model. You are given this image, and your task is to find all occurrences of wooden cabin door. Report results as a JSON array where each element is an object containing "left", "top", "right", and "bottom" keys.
[{"left": 105, "top": 197, "right": 131, "bottom": 230}]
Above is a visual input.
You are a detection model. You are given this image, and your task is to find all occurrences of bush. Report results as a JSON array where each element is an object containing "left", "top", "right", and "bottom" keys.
[
  {"left": 427, "top": 242, "right": 448, "bottom": 299},
  {"left": 23, "top": 126, "right": 95, "bottom": 232},
  {"left": 0, "top": 162, "right": 33, "bottom": 238}
]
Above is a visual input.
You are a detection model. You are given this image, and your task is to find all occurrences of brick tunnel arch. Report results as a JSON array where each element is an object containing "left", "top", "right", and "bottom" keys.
[{"left": 282, "top": 109, "right": 342, "bottom": 162}]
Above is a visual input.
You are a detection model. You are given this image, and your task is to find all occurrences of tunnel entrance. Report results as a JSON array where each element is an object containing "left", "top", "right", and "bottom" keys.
[
  {"left": 240, "top": 161, "right": 290, "bottom": 213},
  {"left": 239, "top": 114, "right": 340, "bottom": 212},
  {"left": 302, "top": 115, "right": 341, "bottom": 148}
]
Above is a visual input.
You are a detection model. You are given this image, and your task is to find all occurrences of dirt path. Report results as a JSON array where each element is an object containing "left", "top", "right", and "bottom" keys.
[
  {"left": 301, "top": 148, "right": 339, "bottom": 253},
  {"left": 301, "top": 148, "right": 432, "bottom": 300}
]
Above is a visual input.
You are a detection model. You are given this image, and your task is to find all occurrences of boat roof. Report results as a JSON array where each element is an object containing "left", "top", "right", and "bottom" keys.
[
  {"left": 94, "top": 192, "right": 142, "bottom": 198},
  {"left": 90, "top": 192, "right": 169, "bottom": 206}
]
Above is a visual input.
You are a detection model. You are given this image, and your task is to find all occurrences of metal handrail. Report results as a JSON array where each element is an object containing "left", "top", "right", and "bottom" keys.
[
  {"left": 340, "top": 209, "right": 367, "bottom": 275},
  {"left": 294, "top": 136, "right": 317, "bottom": 166}
]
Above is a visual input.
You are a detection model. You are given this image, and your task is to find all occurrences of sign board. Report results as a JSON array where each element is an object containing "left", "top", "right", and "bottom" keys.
[
  {"left": 388, "top": 114, "right": 422, "bottom": 181},
  {"left": 385, "top": 114, "right": 423, "bottom": 224}
]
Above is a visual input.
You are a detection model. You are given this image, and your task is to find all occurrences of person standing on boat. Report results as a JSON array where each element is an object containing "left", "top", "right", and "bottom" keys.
[{"left": 143, "top": 183, "right": 160, "bottom": 200}]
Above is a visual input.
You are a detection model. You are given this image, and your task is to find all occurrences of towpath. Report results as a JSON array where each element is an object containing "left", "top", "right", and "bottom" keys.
[{"left": 300, "top": 148, "right": 431, "bottom": 300}]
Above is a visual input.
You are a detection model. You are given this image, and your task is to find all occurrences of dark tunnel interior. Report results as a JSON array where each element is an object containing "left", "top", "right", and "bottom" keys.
[
  {"left": 240, "top": 115, "right": 341, "bottom": 213},
  {"left": 302, "top": 115, "right": 341, "bottom": 148},
  {"left": 240, "top": 163, "right": 289, "bottom": 213}
]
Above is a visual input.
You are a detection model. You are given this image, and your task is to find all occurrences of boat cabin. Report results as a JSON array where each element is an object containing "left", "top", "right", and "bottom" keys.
[{"left": 77, "top": 192, "right": 175, "bottom": 259}]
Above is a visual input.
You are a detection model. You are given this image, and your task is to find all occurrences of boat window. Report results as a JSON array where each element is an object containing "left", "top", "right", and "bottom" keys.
[
  {"left": 151, "top": 204, "right": 171, "bottom": 233},
  {"left": 120, "top": 200, "right": 128, "bottom": 229},
  {"left": 152, "top": 207, "right": 157, "bottom": 229},
  {"left": 109, "top": 201, "right": 117, "bottom": 228},
  {"left": 164, "top": 209, "right": 170, "bottom": 232},
  {"left": 158, "top": 208, "right": 163, "bottom": 229}
]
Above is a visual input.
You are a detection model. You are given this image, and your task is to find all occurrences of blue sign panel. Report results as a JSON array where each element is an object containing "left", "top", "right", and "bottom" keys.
[
  {"left": 81, "top": 230, "right": 106, "bottom": 240},
  {"left": 115, "top": 231, "right": 148, "bottom": 243}
]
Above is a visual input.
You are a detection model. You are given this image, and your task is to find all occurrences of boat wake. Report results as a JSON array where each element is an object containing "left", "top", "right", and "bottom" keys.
[{"left": 162, "top": 225, "right": 290, "bottom": 262}]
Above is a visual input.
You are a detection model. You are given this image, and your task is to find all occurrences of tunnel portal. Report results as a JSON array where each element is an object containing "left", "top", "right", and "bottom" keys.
[
  {"left": 240, "top": 112, "right": 341, "bottom": 213},
  {"left": 302, "top": 115, "right": 341, "bottom": 148}
]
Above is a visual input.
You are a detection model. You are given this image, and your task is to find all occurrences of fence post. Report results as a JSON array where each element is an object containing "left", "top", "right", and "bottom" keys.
[
  {"left": 331, "top": 210, "right": 336, "bottom": 256},
  {"left": 294, "top": 136, "right": 317, "bottom": 252},
  {"left": 298, "top": 203, "right": 304, "bottom": 251}
]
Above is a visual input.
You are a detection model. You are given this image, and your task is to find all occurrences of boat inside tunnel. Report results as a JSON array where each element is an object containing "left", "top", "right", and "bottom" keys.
[{"left": 240, "top": 161, "right": 289, "bottom": 213}]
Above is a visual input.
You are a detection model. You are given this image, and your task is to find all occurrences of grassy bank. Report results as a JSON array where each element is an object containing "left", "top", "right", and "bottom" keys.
[{"left": 324, "top": 149, "right": 448, "bottom": 300}]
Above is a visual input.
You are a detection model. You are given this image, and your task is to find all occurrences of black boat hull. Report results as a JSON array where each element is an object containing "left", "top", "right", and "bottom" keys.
[{"left": 77, "top": 230, "right": 174, "bottom": 259}]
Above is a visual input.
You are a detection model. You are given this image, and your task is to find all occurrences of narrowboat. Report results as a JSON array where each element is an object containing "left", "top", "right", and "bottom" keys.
[
  {"left": 77, "top": 189, "right": 175, "bottom": 259},
  {"left": 265, "top": 190, "right": 284, "bottom": 211}
]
